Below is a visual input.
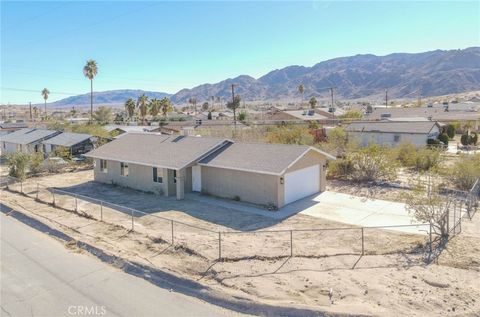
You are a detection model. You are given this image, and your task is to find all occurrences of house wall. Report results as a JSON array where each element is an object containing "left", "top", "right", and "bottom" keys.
[
  {"left": 1, "top": 141, "right": 18, "bottom": 154},
  {"left": 201, "top": 166, "right": 280, "bottom": 207},
  {"left": 348, "top": 130, "right": 438, "bottom": 147},
  {"left": 93, "top": 158, "right": 165, "bottom": 195}
]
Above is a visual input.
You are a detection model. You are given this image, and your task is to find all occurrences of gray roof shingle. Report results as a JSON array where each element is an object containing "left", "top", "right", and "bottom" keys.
[
  {"left": 0, "top": 122, "right": 28, "bottom": 129},
  {"left": 1, "top": 128, "right": 60, "bottom": 144},
  {"left": 199, "top": 142, "right": 313, "bottom": 175},
  {"left": 42, "top": 132, "right": 92, "bottom": 147},
  {"left": 84, "top": 134, "right": 230, "bottom": 170},
  {"left": 345, "top": 121, "right": 439, "bottom": 134}
]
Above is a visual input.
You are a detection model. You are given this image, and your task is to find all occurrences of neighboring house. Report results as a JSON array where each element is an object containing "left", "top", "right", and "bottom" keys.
[
  {"left": 103, "top": 125, "right": 160, "bottom": 136},
  {"left": 85, "top": 134, "right": 335, "bottom": 208},
  {"left": 42, "top": 132, "right": 94, "bottom": 156},
  {"left": 1, "top": 128, "right": 61, "bottom": 155},
  {"left": 0, "top": 122, "right": 29, "bottom": 137},
  {"left": 345, "top": 121, "right": 442, "bottom": 147}
]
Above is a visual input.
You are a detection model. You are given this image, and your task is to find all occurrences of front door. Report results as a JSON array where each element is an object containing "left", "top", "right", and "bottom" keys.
[{"left": 192, "top": 166, "right": 201, "bottom": 192}]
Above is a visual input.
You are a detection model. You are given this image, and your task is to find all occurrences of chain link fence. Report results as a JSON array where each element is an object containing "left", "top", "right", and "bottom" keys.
[{"left": 4, "top": 176, "right": 478, "bottom": 263}]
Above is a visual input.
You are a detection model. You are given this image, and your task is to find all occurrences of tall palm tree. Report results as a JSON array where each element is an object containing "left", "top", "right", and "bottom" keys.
[
  {"left": 298, "top": 84, "right": 305, "bottom": 107},
  {"left": 41, "top": 88, "right": 50, "bottom": 116},
  {"left": 149, "top": 98, "right": 161, "bottom": 117},
  {"left": 137, "top": 94, "right": 149, "bottom": 124},
  {"left": 83, "top": 59, "right": 98, "bottom": 123},
  {"left": 124, "top": 98, "right": 136, "bottom": 119},
  {"left": 160, "top": 97, "right": 173, "bottom": 117},
  {"left": 188, "top": 97, "right": 197, "bottom": 114}
]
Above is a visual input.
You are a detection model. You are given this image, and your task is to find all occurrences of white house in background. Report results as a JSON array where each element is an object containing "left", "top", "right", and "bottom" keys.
[
  {"left": 42, "top": 132, "right": 94, "bottom": 156},
  {"left": 0, "top": 122, "right": 29, "bottom": 137},
  {"left": 1, "top": 128, "right": 61, "bottom": 155},
  {"left": 345, "top": 121, "right": 442, "bottom": 147}
]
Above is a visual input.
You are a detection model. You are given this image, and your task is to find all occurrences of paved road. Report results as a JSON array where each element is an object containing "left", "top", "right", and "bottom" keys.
[{"left": 0, "top": 213, "right": 243, "bottom": 317}]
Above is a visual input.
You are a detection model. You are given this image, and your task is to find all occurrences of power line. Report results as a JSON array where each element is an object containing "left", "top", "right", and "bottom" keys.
[{"left": 0, "top": 87, "right": 77, "bottom": 96}]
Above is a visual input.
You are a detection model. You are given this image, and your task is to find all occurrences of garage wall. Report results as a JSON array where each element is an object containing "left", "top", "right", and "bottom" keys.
[
  {"left": 284, "top": 150, "right": 327, "bottom": 193},
  {"left": 93, "top": 159, "right": 165, "bottom": 195},
  {"left": 201, "top": 166, "right": 280, "bottom": 207}
]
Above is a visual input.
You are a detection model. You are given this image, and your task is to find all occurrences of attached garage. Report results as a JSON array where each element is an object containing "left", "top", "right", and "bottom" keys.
[{"left": 284, "top": 164, "right": 320, "bottom": 205}]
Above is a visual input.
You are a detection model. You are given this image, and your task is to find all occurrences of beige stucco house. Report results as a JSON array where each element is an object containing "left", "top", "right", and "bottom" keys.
[
  {"left": 345, "top": 121, "right": 442, "bottom": 147},
  {"left": 85, "top": 133, "right": 335, "bottom": 208}
]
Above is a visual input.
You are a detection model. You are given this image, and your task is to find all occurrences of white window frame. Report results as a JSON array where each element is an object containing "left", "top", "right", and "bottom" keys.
[
  {"left": 120, "top": 162, "right": 129, "bottom": 177},
  {"left": 100, "top": 159, "right": 108, "bottom": 173}
]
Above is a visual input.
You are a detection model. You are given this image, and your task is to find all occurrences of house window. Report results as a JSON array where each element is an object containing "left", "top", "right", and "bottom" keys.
[
  {"left": 153, "top": 167, "right": 163, "bottom": 183},
  {"left": 100, "top": 159, "right": 108, "bottom": 173},
  {"left": 120, "top": 162, "right": 129, "bottom": 177},
  {"left": 393, "top": 135, "right": 401, "bottom": 142},
  {"left": 173, "top": 170, "right": 177, "bottom": 183}
]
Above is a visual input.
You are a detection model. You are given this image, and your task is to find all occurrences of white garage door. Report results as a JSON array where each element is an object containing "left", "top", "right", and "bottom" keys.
[{"left": 284, "top": 164, "right": 320, "bottom": 205}]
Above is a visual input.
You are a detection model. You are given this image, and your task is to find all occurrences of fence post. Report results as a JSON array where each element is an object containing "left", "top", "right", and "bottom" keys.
[
  {"left": 171, "top": 220, "right": 174, "bottom": 244},
  {"left": 429, "top": 223, "right": 432, "bottom": 255},
  {"left": 20, "top": 181, "right": 23, "bottom": 194},
  {"left": 453, "top": 201, "right": 457, "bottom": 235},
  {"left": 218, "top": 232, "right": 222, "bottom": 261},
  {"left": 290, "top": 230, "right": 293, "bottom": 257},
  {"left": 36, "top": 183, "right": 39, "bottom": 200},
  {"left": 100, "top": 201, "right": 103, "bottom": 221},
  {"left": 130, "top": 209, "right": 134, "bottom": 231},
  {"left": 361, "top": 227, "right": 365, "bottom": 255}
]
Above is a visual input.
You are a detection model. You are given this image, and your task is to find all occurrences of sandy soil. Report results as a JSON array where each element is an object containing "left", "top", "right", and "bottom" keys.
[{"left": 2, "top": 171, "right": 480, "bottom": 316}]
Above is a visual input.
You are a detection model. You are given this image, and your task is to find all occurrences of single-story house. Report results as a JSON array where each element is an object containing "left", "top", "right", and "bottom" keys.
[
  {"left": 345, "top": 121, "right": 442, "bottom": 147},
  {"left": 1, "top": 128, "right": 61, "bottom": 155},
  {"left": 84, "top": 133, "right": 335, "bottom": 208},
  {"left": 42, "top": 132, "right": 94, "bottom": 156},
  {"left": 0, "top": 122, "right": 29, "bottom": 137}
]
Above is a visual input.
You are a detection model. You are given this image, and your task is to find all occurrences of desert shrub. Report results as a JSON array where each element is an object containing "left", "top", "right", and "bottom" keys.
[
  {"left": 349, "top": 144, "right": 397, "bottom": 182},
  {"left": 414, "top": 148, "right": 441, "bottom": 172},
  {"left": 437, "top": 132, "right": 449, "bottom": 145},
  {"left": 449, "top": 154, "right": 480, "bottom": 190},
  {"left": 319, "top": 127, "right": 357, "bottom": 157},
  {"left": 30, "top": 152, "right": 45, "bottom": 175},
  {"left": 327, "top": 158, "right": 353, "bottom": 179},
  {"left": 461, "top": 132, "right": 478, "bottom": 146},
  {"left": 238, "top": 111, "right": 247, "bottom": 122},
  {"left": 6, "top": 152, "right": 30, "bottom": 180},
  {"left": 446, "top": 124, "right": 456, "bottom": 139},
  {"left": 51, "top": 146, "right": 71, "bottom": 160},
  {"left": 394, "top": 142, "right": 417, "bottom": 167},
  {"left": 265, "top": 125, "right": 314, "bottom": 145}
]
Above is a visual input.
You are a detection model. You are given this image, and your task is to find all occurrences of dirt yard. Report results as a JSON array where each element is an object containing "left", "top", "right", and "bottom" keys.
[{"left": 2, "top": 170, "right": 479, "bottom": 317}]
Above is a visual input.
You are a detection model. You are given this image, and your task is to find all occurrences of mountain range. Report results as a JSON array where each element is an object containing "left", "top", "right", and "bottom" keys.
[{"left": 50, "top": 47, "right": 480, "bottom": 107}]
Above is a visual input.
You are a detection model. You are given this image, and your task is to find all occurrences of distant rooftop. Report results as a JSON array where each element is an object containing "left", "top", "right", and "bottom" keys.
[
  {"left": 345, "top": 121, "right": 440, "bottom": 134},
  {"left": 42, "top": 132, "right": 92, "bottom": 147},
  {"left": 1, "top": 128, "right": 60, "bottom": 144}
]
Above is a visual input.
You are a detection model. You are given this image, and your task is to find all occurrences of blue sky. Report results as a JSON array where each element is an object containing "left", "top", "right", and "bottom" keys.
[{"left": 1, "top": 1, "right": 479, "bottom": 104}]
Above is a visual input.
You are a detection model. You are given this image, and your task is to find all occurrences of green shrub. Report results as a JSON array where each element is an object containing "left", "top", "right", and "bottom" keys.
[
  {"left": 30, "top": 152, "right": 45, "bottom": 175},
  {"left": 446, "top": 124, "right": 456, "bottom": 139},
  {"left": 327, "top": 158, "right": 353, "bottom": 179},
  {"left": 394, "top": 142, "right": 417, "bottom": 167},
  {"left": 437, "top": 133, "right": 449, "bottom": 145},
  {"left": 349, "top": 145, "right": 397, "bottom": 182},
  {"left": 7, "top": 152, "right": 30, "bottom": 180},
  {"left": 449, "top": 154, "right": 480, "bottom": 190},
  {"left": 414, "top": 148, "right": 441, "bottom": 172}
]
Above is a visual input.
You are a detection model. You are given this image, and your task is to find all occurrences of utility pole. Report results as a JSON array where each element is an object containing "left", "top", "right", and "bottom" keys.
[
  {"left": 231, "top": 84, "right": 236, "bottom": 126},
  {"left": 385, "top": 89, "right": 388, "bottom": 108},
  {"left": 29, "top": 102, "right": 32, "bottom": 121},
  {"left": 330, "top": 87, "right": 335, "bottom": 119}
]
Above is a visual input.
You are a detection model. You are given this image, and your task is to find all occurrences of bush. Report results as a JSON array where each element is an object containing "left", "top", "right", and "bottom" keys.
[
  {"left": 327, "top": 158, "right": 353, "bottom": 179},
  {"left": 449, "top": 154, "right": 480, "bottom": 190},
  {"left": 265, "top": 125, "right": 314, "bottom": 145},
  {"left": 349, "top": 145, "right": 397, "bottom": 182},
  {"left": 437, "top": 133, "right": 449, "bottom": 145},
  {"left": 446, "top": 124, "right": 456, "bottom": 139},
  {"left": 414, "top": 148, "right": 441, "bottom": 172},
  {"left": 394, "top": 142, "right": 417, "bottom": 167},
  {"left": 30, "top": 152, "right": 45, "bottom": 175},
  {"left": 461, "top": 132, "right": 478, "bottom": 146},
  {"left": 7, "top": 152, "right": 30, "bottom": 180}
]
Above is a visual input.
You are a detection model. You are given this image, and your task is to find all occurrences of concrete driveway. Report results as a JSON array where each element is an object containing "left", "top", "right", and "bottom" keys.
[{"left": 284, "top": 191, "right": 428, "bottom": 235}]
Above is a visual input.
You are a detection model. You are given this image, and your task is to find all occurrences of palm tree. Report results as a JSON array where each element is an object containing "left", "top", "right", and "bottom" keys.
[
  {"left": 188, "top": 97, "right": 197, "bottom": 114},
  {"left": 137, "top": 94, "right": 149, "bottom": 124},
  {"left": 83, "top": 59, "right": 98, "bottom": 123},
  {"left": 149, "top": 98, "right": 161, "bottom": 117},
  {"left": 298, "top": 84, "right": 305, "bottom": 107},
  {"left": 309, "top": 96, "right": 317, "bottom": 109},
  {"left": 160, "top": 97, "right": 173, "bottom": 117},
  {"left": 124, "top": 98, "right": 136, "bottom": 119},
  {"left": 33, "top": 106, "right": 39, "bottom": 121},
  {"left": 41, "top": 88, "right": 50, "bottom": 116}
]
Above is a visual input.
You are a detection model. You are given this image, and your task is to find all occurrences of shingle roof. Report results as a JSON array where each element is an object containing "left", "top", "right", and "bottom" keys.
[
  {"left": 0, "top": 122, "right": 28, "bottom": 129},
  {"left": 42, "top": 132, "right": 92, "bottom": 147},
  {"left": 1, "top": 128, "right": 60, "bottom": 145},
  {"left": 199, "top": 142, "right": 335, "bottom": 175},
  {"left": 84, "top": 133, "right": 230, "bottom": 170},
  {"left": 345, "top": 121, "right": 439, "bottom": 134}
]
